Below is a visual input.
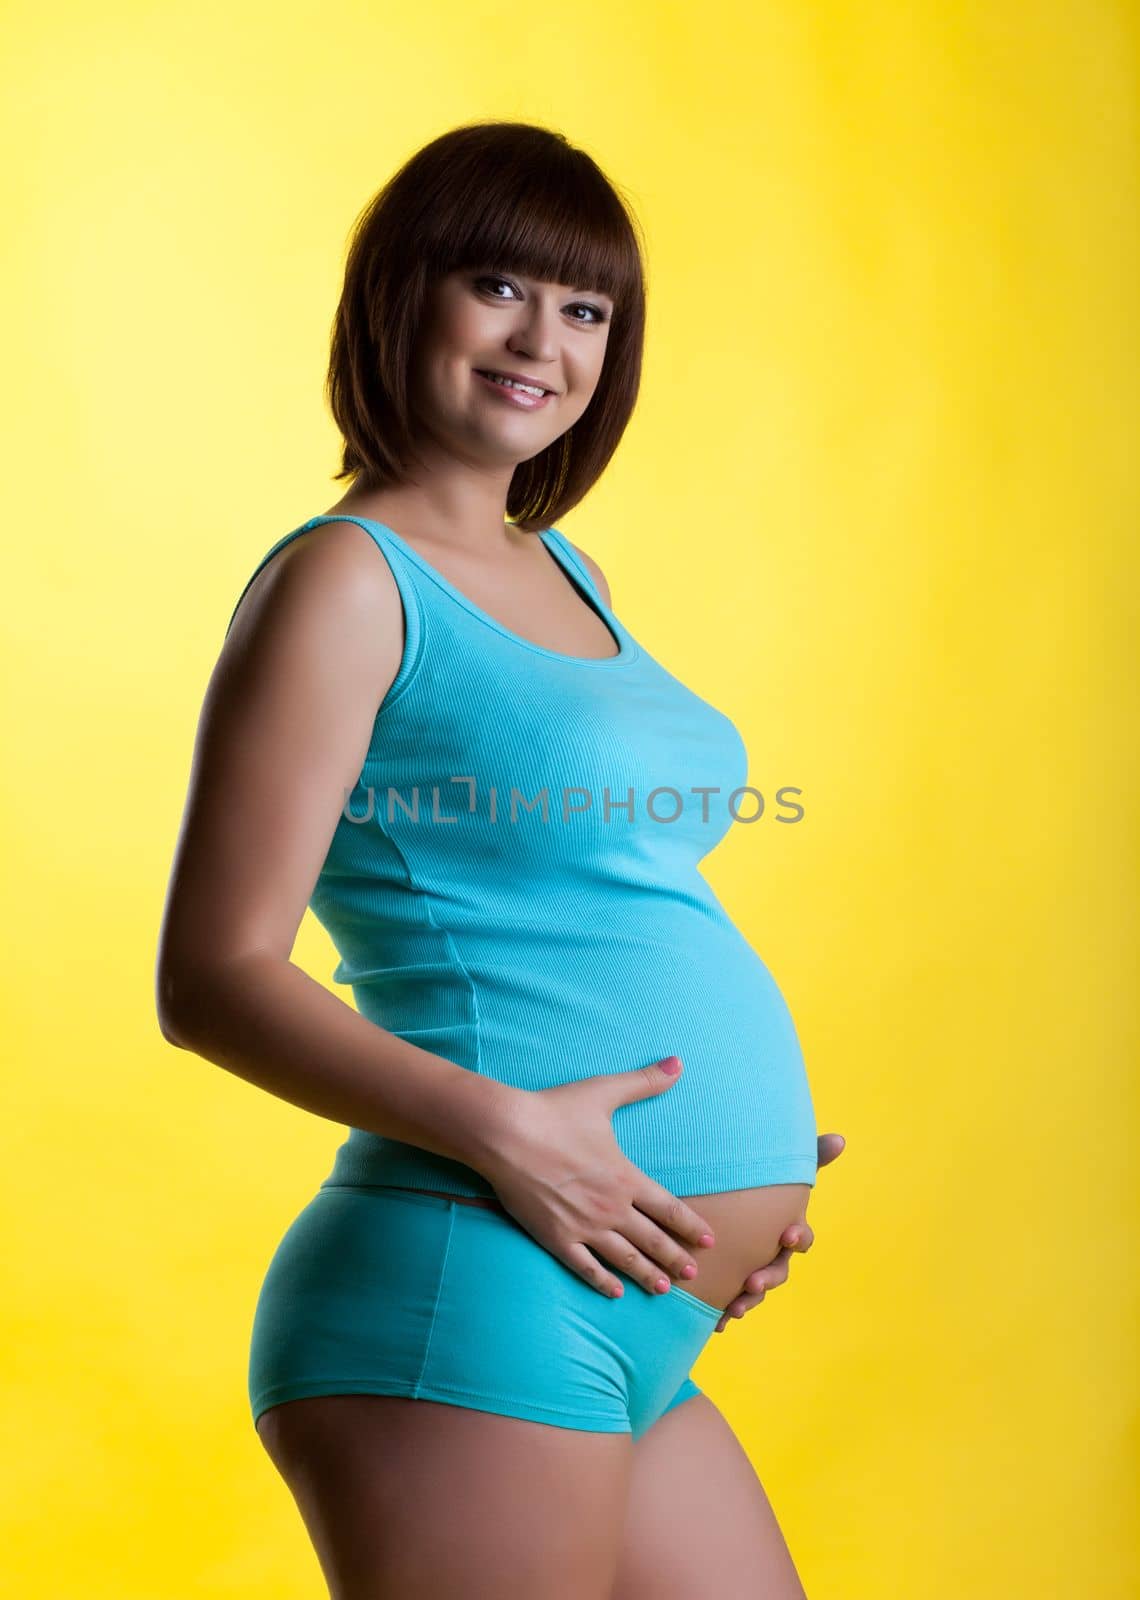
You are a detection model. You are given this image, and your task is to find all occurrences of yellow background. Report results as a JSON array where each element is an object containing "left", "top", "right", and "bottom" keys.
[{"left": 2, "top": 1, "right": 1136, "bottom": 1594}]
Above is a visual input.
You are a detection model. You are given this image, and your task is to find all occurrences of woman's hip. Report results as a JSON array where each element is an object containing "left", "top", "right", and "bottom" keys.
[{"left": 247, "top": 1184, "right": 720, "bottom": 1441}]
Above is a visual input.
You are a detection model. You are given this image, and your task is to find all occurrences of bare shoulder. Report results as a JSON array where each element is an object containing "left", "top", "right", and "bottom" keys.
[
  {"left": 562, "top": 537, "right": 612, "bottom": 608},
  {"left": 226, "top": 516, "right": 401, "bottom": 646},
  {"left": 219, "top": 514, "right": 406, "bottom": 718}
]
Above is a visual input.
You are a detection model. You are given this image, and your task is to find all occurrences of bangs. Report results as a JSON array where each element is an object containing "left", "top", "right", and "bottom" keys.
[{"left": 416, "top": 140, "right": 642, "bottom": 311}]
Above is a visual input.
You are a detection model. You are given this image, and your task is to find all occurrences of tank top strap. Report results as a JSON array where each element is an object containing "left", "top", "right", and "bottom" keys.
[
  {"left": 222, "top": 516, "right": 426, "bottom": 702},
  {"left": 540, "top": 526, "right": 606, "bottom": 607}
]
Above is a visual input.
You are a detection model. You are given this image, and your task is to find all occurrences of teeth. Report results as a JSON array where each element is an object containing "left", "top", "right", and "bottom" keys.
[{"left": 482, "top": 372, "right": 547, "bottom": 397}]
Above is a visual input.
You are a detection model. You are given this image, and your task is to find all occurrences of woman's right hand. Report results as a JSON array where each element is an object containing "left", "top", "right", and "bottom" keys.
[{"left": 475, "top": 1055, "right": 717, "bottom": 1300}]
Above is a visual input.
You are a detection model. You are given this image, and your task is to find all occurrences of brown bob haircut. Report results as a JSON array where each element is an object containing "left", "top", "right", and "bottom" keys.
[{"left": 326, "top": 120, "right": 648, "bottom": 532}]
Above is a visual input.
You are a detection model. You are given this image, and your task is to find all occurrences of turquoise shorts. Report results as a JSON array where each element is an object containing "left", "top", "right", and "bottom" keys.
[{"left": 248, "top": 1184, "right": 720, "bottom": 1442}]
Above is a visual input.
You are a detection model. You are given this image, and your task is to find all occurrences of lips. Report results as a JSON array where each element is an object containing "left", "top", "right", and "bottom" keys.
[{"left": 476, "top": 369, "right": 556, "bottom": 395}]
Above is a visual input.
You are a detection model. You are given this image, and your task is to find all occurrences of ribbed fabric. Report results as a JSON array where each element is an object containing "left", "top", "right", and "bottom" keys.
[{"left": 225, "top": 514, "right": 819, "bottom": 1200}]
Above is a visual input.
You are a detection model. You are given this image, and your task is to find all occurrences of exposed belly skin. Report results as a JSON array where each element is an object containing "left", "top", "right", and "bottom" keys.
[
  {"left": 667, "top": 1183, "right": 812, "bottom": 1310},
  {"left": 392, "top": 1182, "right": 812, "bottom": 1312}
]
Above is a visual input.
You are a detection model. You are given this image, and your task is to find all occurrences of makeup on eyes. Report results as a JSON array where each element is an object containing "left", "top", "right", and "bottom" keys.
[{"left": 474, "top": 273, "right": 610, "bottom": 326}]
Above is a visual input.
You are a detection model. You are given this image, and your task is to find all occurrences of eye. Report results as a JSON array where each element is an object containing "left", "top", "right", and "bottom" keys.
[
  {"left": 476, "top": 275, "right": 518, "bottom": 301},
  {"left": 567, "top": 302, "right": 609, "bottom": 326},
  {"left": 474, "top": 275, "right": 609, "bottom": 326}
]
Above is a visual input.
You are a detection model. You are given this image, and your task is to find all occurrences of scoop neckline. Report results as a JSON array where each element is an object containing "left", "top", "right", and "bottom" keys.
[{"left": 309, "top": 513, "right": 640, "bottom": 668}]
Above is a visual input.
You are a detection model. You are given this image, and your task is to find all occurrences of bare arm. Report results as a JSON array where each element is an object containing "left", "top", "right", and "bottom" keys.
[{"left": 155, "top": 518, "right": 521, "bottom": 1175}]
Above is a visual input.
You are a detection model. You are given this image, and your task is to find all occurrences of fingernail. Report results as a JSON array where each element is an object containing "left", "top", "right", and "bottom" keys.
[
  {"left": 680, "top": 1263, "right": 697, "bottom": 1279},
  {"left": 699, "top": 1233, "right": 715, "bottom": 1247},
  {"left": 655, "top": 1276, "right": 670, "bottom": 1294},
  {"left": 659, "top": 1056, "right": 681, "bottom": 1075}
]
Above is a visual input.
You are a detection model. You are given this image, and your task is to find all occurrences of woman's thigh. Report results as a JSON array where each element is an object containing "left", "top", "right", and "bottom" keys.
[
  {"left": 256, "top": 1392, "right": 632, "bottom": 1600},
  {"left": 246, "top": 1185, "right": 725, "bottom": 1595},
  {"left": 612, "top": 1392, "right": 808, "bottom": 1600}
]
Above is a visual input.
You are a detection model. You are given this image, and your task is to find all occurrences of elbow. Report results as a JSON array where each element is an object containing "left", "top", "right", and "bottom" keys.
[
  {"left": 157, "top": 1010, "right": 189, "bottom": 1049},
  {"left": 155, "top": 962, "right": 201, "bottom": 1049},
  {"left": 155, "top": 948, "right": 267, "bottom": 1049},
  {"left": 155, "top": 944, "right": 276, "bottom": 1050}
]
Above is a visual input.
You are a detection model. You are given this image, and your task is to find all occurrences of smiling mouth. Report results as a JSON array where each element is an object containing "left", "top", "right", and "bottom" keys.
[{"left": 475, "top": 370, "right": 556, "bottom": 397}]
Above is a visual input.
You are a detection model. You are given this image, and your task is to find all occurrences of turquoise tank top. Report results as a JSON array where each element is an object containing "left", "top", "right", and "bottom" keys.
[{"left": 225, "top": 515, "right": 819, "bottom": 1199}]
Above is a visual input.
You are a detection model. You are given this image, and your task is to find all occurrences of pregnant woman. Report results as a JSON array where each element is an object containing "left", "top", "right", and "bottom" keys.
[{"left": 156, "top": 120, "right": 845, "bottom": 1599}]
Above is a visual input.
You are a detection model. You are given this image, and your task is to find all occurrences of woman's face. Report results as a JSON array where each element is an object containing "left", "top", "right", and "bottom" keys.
[{"left": 406, "top": 266, "right": 614, "bottom": 468}]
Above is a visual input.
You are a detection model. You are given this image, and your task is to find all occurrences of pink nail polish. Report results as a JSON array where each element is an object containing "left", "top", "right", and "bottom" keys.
[
  {"left": 681, "top": 1263, "right": 697, "bottom": 1279},
  {"left": 655, "top": 1276, "right": 670, "bottom": 1293},
  {"left": 699, "top": 1233, "right": 715, "bottom": 1247}
]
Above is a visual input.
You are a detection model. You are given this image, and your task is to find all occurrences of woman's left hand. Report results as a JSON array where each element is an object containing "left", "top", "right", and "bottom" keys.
[{"left": 712, "top": 1131, "right": 846, "bottom": 1333}]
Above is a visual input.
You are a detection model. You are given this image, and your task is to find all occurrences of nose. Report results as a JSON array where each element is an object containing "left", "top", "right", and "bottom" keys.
[{"left": 506, "top": 296, "right": 561, "bottom": 371}]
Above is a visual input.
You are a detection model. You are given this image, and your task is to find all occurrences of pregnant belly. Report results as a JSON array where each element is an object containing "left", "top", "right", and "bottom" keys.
[
  {"left": 668, "top": 1184, "right": 811, "bottom": 1309},
  {"left": 394, "top": 1183, "right": 811, "bottom": 1313}
]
